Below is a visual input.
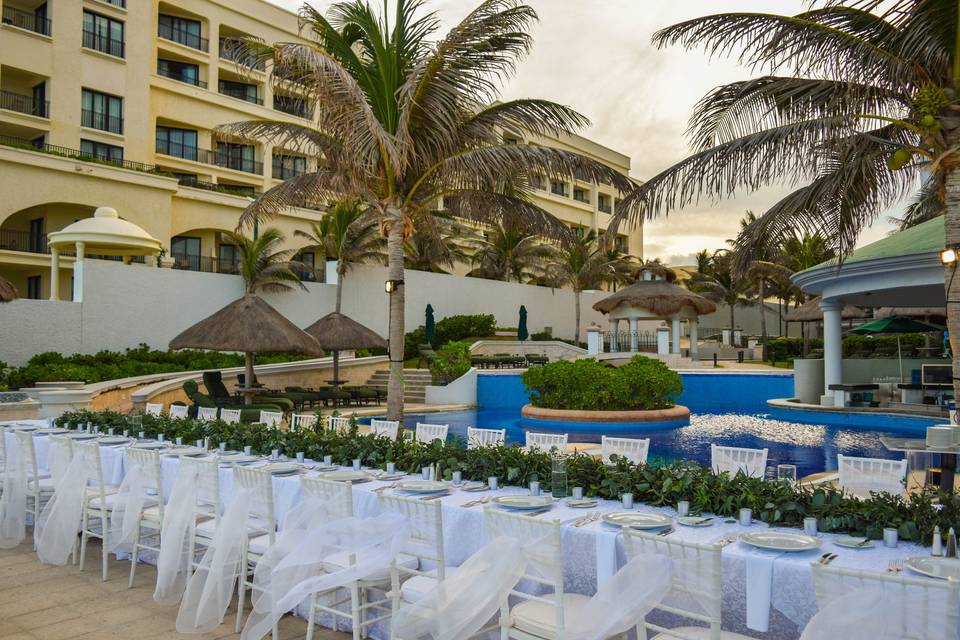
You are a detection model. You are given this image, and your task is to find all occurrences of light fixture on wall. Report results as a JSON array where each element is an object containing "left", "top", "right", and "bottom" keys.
[
  {"left": 941, "top": 246, "right": 959, "bottom": 266},
  {"left": 384, "top": 279, "right": 404, "bottom": 294}
]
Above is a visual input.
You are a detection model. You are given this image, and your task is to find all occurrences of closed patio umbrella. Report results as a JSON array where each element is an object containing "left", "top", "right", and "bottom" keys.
[
  {"left": 425, "top": 304, "right": 436, "bottom": 345},
  {"left": 518, "top": 305, "right": 528, "bottom": 342},
  {"left": 170, "top": 295, "right": 323, "bottom": 403},
  {"left": 849, "top": 316, "right": 946, "bottom": 382},
  {"left": 304, "top": 311, "right": 387, "bottom": 388}
]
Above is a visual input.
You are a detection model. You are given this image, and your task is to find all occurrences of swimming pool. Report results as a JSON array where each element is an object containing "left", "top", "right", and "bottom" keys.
[{"left": 395, "top": 372, "right": 939, "bottom": 478}]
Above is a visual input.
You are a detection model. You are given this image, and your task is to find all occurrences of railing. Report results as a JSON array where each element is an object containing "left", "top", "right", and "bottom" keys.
[
  {"left": 156, "top": 140, "right": 263, "bottom": 175},
  {"left": 82, "top": 27, "right": 125, "bottom": 58},
  {"left": 157, "top": 23, "right": 208, "bottom": 52},
  {"left": 271, "top": 156, "right": 306, "bottom": 180},
  {"left": 603, "top": 331, "right": 658, "bottom": 353},
  {"left": 573, "top": 192, "right": 590, "bottom": 204},
  {"left": 81, "top": 108, "right": 123, "bottom": 134},
  {"left": 171, "top": 253, "right": 240, "bottom": 274},
  {"left": 176, "top": 176, "right": 262, "bottom": 199},
  {"left": 598, "top": 201, "right": 612, "bottom": 214},
  {"left": 0, "top": 90, "right": 48, "bottom": 118},
  {"left": 218, "top": 81, "right": 263, "bottom": 106},
  {"left": 102, "top": 0, "right": 126, "bottom": 7},
  {"left": 0, "top": 134, "right": 157, "bottom": 173},
  {"left": 550, "top": 183, "right": 568, "bottom": 197},
  {"left": 213, "top": 150, "right": 262, "bottom": 175},
  {"left": 156, "top": 63, "right": 207, "bottom": 88},
  {"left": 2, "top": 6, "right": 51, "bottom": 36},
  {"left": 219, "top": 39, "right": 266, "bottom": 71},
  {"left": 0, "top": 229, "right": 48, "bottom": 254},
  {"left": 273, "top": 96, "right": 313, "bottom": 119},
  {"left": 155, "top": 138, "right": 200, "bottom": 162}
]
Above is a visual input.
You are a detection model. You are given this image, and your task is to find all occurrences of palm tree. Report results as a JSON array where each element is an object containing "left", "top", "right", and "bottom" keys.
[
  {"left": 469, "top": 221, "right": 554, "bottom": 282},
  {"left": 220, "top": 0, "right": 636, "bottom": 420},
  {"left": 688, "top": 250, "right": 752, "bottom": 345},
  {"left": 544, "top": 230, "right": 634, "bottom": 345},
  {"left": 404, "top": 215, "right": 478, "bottom": 273},
  {"left": 294, "top": 199, "right": 384, "bottom": 313},
  {"left": 612, "top": 0, "right": 960, "bottom": 399}
]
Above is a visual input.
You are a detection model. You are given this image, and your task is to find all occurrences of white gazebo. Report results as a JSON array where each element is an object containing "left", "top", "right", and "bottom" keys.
[
  {"left": 46, "top": 206, "right": 162, "bottom": 303},
  {"left": 592, "top": 274, "right": 717, "bottom": 358}
]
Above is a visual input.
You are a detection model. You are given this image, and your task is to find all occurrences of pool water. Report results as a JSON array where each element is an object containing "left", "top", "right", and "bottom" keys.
[{"left": 393, "top": 372, "right": 939, "bottom": 478}]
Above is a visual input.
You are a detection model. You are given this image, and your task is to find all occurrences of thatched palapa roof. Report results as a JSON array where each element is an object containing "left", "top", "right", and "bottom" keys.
[
  {"left": 784, "top": 297, "right": 867, "bottom": 323},
  {"left": 170, "top": 295, "right": 323, "bottom": 355},
  {"left": 0, "top": 275, "right": 18, "bottom": 303},
  {"left": 304, "top": 312, "right": 387, "bottom": 351},
  {"left": 592, "top": 280, "right": 717, "bottom": 316},
  {"left": 876, "top": 306, "right": 946, "bottom": 319}
]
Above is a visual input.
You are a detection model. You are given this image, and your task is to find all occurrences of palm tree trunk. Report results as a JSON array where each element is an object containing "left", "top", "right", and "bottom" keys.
[
  {"left": 335, "top": 266, "right": 344, "bottom": 313},
  {"left": 758, "top": 279, "right": 768, "bottom": 360},
  {"left": 244, "top": 351, "right": 254, "bottom": 406},
  {"left": 386, "top": 207, "right": 406, "bottom": 422},
  {"left": 574, "top": 289, "right": 582, "bottom": 347},
  {"left": 729, "top": 303, "right": 736, "bottom": 346},
  {"left": 944, "top": 167, "right": 960, "bottom": 417}
]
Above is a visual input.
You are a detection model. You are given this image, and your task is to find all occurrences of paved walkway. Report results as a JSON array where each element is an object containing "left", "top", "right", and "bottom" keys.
[{"left": 0, "top": 539, "right": 348, "bottom": 640}]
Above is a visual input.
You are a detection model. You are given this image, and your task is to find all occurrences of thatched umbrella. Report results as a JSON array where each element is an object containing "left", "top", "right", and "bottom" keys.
[
  {"left": 876, "top": 306, "right": 946, "bottom": 319},
  {"left": 170, "top": 295, "right": 323, "bottom": 403},
  {"left": 592, "top": 280, "right": 717, "bottom": 316},
  {"left": 784, "top": 297, "right": 867, "bottom": 323},
  {"left": 0, "top": 275, "right": 18, "bottom": 303},
  {"left": 304, "top": 311, "right": 387, "bottom": 387}
]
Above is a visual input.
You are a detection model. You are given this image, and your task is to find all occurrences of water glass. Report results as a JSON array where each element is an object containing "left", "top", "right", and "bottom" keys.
[
  {"left": 196, "top": 439, "right": 205, "bottom": 449},
  {"left": 157, "top": 433, "right": 165, "bottom": 442},
  {"left": 139, "top": 432, "right": 146, "bottom": 440},
  {"left": 739, "top": 508, "right": 753, "bottom": 527},
  {"left": 176, "top": 437, "right": 183, "bottom": 446},
  {"left": 777, "top": 464, "right": 798, "bottom": 484},
  {"left": 296, "top": 452, "right": 305, "bottom": 464},
  {"left": 323, "top": 455, "right": 333, "bottom": 466},
  {"left": 488, "top": 476, "right": 499, "bottom": 491},
  {"left": 677, "top": 501, "right": 690, "bottom": 517},
  {"left": 122, "top": 430, "right": 129, "bottom": 438},
  {"left": 884, "top": 527, "right": 899, "bottom": 548},
  {"left": 386, "top": 462, "right": 396, "bottom": 474},
  {"left": 452, "top": 471, "right": 462, "bottom": 485},
  {"left": 218, "top": 442, "right": 226, "bottom": 452},
  {"left": 803, "top": 517, "right": 818, "bottom": 537},
  {"left": 272, "top": 449, "right": 281, "bottom": 461},
  {"left": 622, "top": 493, "right": 634, "bottom": 509},
  {"left": 422, "top": 466, "right": 433, "bottom": 480},
  {"left": 571, "top": 486, "right": 584, "bottom": 500},
  {"left": 353, "top": 458, "right": 362, "bottom": 471},
  {"left": 529, "top": 480, "right": 540, "bottom": 496},
  {"left": 244, "top": 445, "right": 252, "bottom": 456},
  {"left": 551, "top": 457, "right": 569, "bottom": 498},
  {"left": 107, "top": 428, "right": 114, "bottom": 436}
]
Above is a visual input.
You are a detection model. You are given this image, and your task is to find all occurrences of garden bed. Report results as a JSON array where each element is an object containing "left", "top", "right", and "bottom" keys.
[{"left": 521, "top": 403, "right": 690, "bottom": 423}]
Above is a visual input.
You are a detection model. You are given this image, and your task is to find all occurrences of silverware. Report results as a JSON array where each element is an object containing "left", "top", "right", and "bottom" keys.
[
  {"left": 819, "top": 553, "right": 838, "bottom": 565},
  {"left": 525, "top": 507, "right": 554, "bottom": 517},
  {"left": 887, "top": 560, "right": 904, "bottom": 574},
  {"left": 856, "top": 538, "right": 872, "bottom": 547},
  {"left": 817, "top": 552, "right": 831, "bottom": 564},
  {"left": 572, "top": 511, "right": 596, "bottom": 527},
  {"left": 657, "top": 527, "right": 674, "bottom": 537},
  {"left": 691, "top": 517, "right": 713, "bottom": 525},
  {"left": 462, "top": 497, "right": 490, "bottom": 509},
  {"left": 373, "top": 483, "right": 398, "bottom": 494},
  {"left": 420, "top": 493, "right": 447, "bottom": 501}
]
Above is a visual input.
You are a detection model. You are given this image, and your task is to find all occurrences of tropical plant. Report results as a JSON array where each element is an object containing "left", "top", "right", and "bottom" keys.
[
  {"left": 226, "top": 228, "right": 304, "bottom": 296},
  {"left": 220, "top": 0, "right": 635, "bottom": 420},
  {"left": 469, "top": 221, "right": 554, "bottom": 282},
  {"left": 687, "top": 250, "right": 752, "bottom": 344},
  {"left": 294, "top": 199, "right": 384, "bottom": 312},
  {"left": 542, "top": 230, "right": 635, "bottom": 345},
  {"left": 611, "top": 0, "right": 960, "bottom": 401},
  {"left": 404, "top": 215, "right": 478, "bottom": 273},
  {"left": 429, "top": 340, "right": 472, "bottom": 384}
]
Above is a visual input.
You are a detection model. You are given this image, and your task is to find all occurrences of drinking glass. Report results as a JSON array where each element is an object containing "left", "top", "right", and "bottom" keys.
[
  {"left": 529, "top": 480, "right": 540, "bottom": 496},
  {"left": 884, "top": 527, "right": 899, "bottom": 548},
  {"left": 139, "top": 432, "right": 146, "bottom": 440},
  {"left": 452, "top": 471, "right": 462, "bottom": 485},
  {"left": 803, "top": 517, "right": 818, "bottom": 536},
  {"left": 353, "top": 458, "right": 362, "bottom": 471},
  {"left": 107, "top": 428, "right": 114, "bottom": 436},
  {"left": 488, "top": 476, "right": 499, "bottom": 491},
  {"left": 677, "top": 501, "right": 690, "bottom": 517},
  {"left": 739, "top": 508, "right": 752, "bottom": 526},
  {"left": 551, "top": 458, "right": 569, "bottom": 498},
  {"left": 196, "top": 439, "right": 205, "bottom": 449},
  {"left": 272, "top": 449, "right": 281, "bottom": 461},
  {"left": 157, "top": 433, "right": 165, "bottom": 442},
  {"left": 386, "top": 462, "right": 396, "bottom": 474},
  {"left": 422, "top": 466, "right": 433, "bottom": 480},
  {"left": 777, "top": 464, "right": 798, "bottom": 484},
  {"left": 122, "top": 430, "right": 129, "bottom": 438},
  {"left": 295, "top": 452, "right": 305, "bottom": 463},
  {"left": 244, "top": 445, "right": 252, "bottom": 456},
  {"left": 571, "top": 486, "right": 584, "bottom": 500},
  {"left": 622, "top": 493, "right": 634, "bottom": 509},
  {"left": 176, "top": 437, "right": 183, "bottom": 446},
  {"left": 323, "top": 455, "right": 333, "bottom": 466}
]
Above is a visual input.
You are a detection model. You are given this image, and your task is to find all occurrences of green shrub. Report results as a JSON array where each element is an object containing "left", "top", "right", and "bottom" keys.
[
  {"left": 429, "top": 340, "right": 472, "bottom": 384},
  {"left": 530, "top": 329, "right": 553, "bottom": 341},
  {"left": 522, "top": 355, "right": 682, "bottom": 411},
  {"left": 403, "top": 313, "right": 496, "bottom": 358}
]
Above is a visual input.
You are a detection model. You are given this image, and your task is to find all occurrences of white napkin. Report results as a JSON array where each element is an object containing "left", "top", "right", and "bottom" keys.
[
  {"left": 594, "top": 528, "right": 619, "bottom": 586},
  {"left": 745, "top": 546, "right": 781, "bottom": 632}
]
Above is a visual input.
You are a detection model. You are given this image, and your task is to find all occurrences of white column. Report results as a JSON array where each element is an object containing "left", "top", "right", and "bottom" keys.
[
  {"left": 73, "top": 241, "right": 85, "bottom": 303},
  {"left": 586, "top": 325, "right": 601, "bottom": 356},
  {"left": 671, "top": 316, "right": 681, "bottom": 354},
  {"left": 821, "top": 298, "right": 844, "bottom": 406},
  {"left": 629, "top": 318, "right": 639, "bottom": 352},
  {"left": 610, "top": 319, "right": 620, "bottom": 352},
  {"left": 689, "top": 318, "right": 699, "bottom": 359},
  {"left": 656, "top": 327, "right": 670, "bottom": 355},
  {"left": 49, "top": 248, "right": 60, "bottom": 301}
]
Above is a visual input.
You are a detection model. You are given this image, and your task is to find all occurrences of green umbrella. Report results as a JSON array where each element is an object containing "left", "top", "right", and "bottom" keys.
[
  {"left": 425, "top": 304, "right": 436, "bottom": 345},
  {"left": 849, "top": 315, "right": 946, "bottom": 382},
  {"left": 518, "top": 305, "right": 529, "bottom": 341}
]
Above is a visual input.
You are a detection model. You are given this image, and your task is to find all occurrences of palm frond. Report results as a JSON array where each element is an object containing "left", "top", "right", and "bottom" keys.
[{"left": 888, "top": 175, "right": 944, "bottom": 231}]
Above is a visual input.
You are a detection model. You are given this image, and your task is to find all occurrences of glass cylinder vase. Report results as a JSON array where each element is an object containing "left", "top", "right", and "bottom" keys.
[{"left": 551, "top": 457, "right": 568, "bottom": 498}]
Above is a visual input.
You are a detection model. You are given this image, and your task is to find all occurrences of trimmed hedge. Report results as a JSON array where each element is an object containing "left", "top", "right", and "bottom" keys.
[
  {"left": 403, "top": 313, "right": 496, "bottom": 359},
  {"left": 54, "top": 409, "right": 960, "bottom": 545},
  {"left": 522, "top": 355, "right": 682, "bottom": 411},
  {"left": 429, "top": 340, "right": 472, "bottom": 384}
]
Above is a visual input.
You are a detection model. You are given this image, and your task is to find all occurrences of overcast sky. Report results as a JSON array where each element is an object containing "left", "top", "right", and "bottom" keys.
[{"left": 266, "top": 0, "right": 901, "bottom": 265}]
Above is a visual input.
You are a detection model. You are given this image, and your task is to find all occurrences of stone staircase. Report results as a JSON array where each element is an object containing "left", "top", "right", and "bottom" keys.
[{"left": 365, "top": 368, "right": 432, "bottom": 404}]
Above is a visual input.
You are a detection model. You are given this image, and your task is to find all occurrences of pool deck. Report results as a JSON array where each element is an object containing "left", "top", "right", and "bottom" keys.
[{"left": 768, "top": 397, "right": 948, "bottom": 420}]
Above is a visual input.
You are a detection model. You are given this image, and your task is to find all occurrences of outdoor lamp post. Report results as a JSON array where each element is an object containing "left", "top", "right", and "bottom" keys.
[
  {"left": 384, "top": 279, "right": 404, "bottom": 293},
  {"left": 941, "top": 246, "right": 959, "bottom": 266}
]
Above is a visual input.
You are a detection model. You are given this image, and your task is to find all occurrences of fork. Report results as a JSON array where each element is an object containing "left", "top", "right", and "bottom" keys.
[
  {"left": 887, "top": 560, "right": 904, "bottom": 574},
  {"left": 575, "top": 512, "right": 601, "bottom": 527},
  {"left": 823, "top": 553, "right": 839, "bottom": 565},
  {"left": 462, "top": 497, "right": 490, "bottom": 509},
  {"left": 373, "top": 483, "right": 398, "bottom": 494},
  {"left": 572, "top": 511, "right": 595, "bottom": 527},
  {"left": 657, "top": 527, "right": 675, "bottom": 537}
]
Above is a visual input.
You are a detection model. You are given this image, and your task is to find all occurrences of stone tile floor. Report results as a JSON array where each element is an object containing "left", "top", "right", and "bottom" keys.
[{"left": 0, "top": 538, "right": 348, "bottom": 640}]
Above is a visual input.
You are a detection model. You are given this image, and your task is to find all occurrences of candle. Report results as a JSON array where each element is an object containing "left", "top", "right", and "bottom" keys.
[
  {"left": 622, "top": 493, "right": 634, "bottom": 509},
  {"left": 571, "top": 486, "right": 584, "bottom": 500},
  {"left": 529, "top": 481, "right": 540, "bottom": 496},
  {"left": 488, "top": 476, "right": 498, "bottom": 491},
  {"left": 677, "top": 501, "right": 690, "bottom": 517},
  {"left": 739, "top": 508, "right": 752, "bottom": 527}
]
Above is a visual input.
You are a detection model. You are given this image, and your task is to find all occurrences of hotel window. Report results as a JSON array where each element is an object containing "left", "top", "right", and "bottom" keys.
[
  {"left": 573, "top": 187, "right": 589, "bottom": 204},
  {"left": 550, "top": 180, "right": 568, "bottom": 197},
  {"left": 158, "top": 14, "right": 205, "bottom": 51},
  {"left": 157, "top": 59, "right": 201, "bottom": 87},
  {"left": 530, "top": 174, "right": 546, "bottom": 190},
  {"left": 218, "top": 80, "right": 260, "bottom": 105},
  {"left": 218, "top": 243, "right": 239, "bottom": 274},
  {"left": 597, "top": 193, "right": 612, "bottom": 213},
  {"left": 81, "top": 89, "right": 123, "bottom": 134},
  {"left": 26, "top": 276, "right": 41, "bottom": 300},
  {"left": 171, "top": 236, "right": 201, "bottom": 271},
  {"left": 615, "top": 235, "right": 629, "bottom": 254},
  {"left": 273, "top": 94, "right": 310, "bottom": 118},
  {"left": 80, "top": 138, "right": 123, "bottom": 163},
  {"left": 215, "top": 142, "right": 257, "bottom": 174},
  {"left": 295, "top": 252, "right": 316, "bottom": 281},
  {"left": 272, "top": 154, "right": 306, "bottom": 180},
  {"left": 82, "top": 11, "right": 124, "bottom": 58},
  {"left": 156, "top": 126, "right": 198, "bottom": 161}
]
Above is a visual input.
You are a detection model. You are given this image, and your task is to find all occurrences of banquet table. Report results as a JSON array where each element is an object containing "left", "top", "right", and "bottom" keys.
[{"left": 1, "top": 420, "right": 938, "bottom": 640}]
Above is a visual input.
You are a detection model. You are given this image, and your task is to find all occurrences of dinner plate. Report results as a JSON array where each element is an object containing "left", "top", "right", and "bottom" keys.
[
  {"left": 491, "top": 495, "right": 554, "bottom": 510},
  {"left": 461, "top": 483, "right": 488, "bottom": 492},
  {"left": 36, "top": 428, "right": 70, "bottom": 435},
  {"left": 601, "top": 512, "right": 674, "bottom": 530},
  {"left": 219, "top": 454, "right": 261, "bottom": 465},
  {"left": 162, "top": 447, "right": 207, "bottom": 457},
  {"left": 376, "top": 473, "right": 406, "bottom": 481},
  {"left": 396, "top": 480, "right": 448, "bottom": 494},
  {"left": 832, "top": 536, "right": 875, "bottom": 549},
  {"left": 677, "top": 516, "right": 715, "bottom": 527},
  {"left": 132, "top": 441, "right": 168, "bottom": 449},
  {"left": 905, "top": 557, "right": 960, "bottom": 580},
  {"left": 320, "top": 470, "right": 373, "bottom": 483},
  {"left": 566, "top": 499, "right": 598, "bottom": 509},
  {"left": 266, "top": 463, "right": 303, "bottom": 476},
  {"left": 740, "top": 531, "right": 821, "bottom": 552},
  {"left": 11, "top": 426, "right": 38, "bottom": 432},
  {"left": 97, "top": 437, "right": 131, "bottom": 446},
  {"left": 66, "top": 433, "right": 99, "bottom": 440}
]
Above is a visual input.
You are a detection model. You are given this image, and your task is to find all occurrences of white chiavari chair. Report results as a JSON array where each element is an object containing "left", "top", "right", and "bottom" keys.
[
  {"left": 837, "top": 454, "right": 907, "bottom": 498},
  {"left": 523, "top": 431, "right": 568, "bottom": 453},
  {"left": 184, "top": 456, "right": 222, "bottom": 576},
  {"left": 414, "top": 423, "right": 448, "bottom": 445},
  {"left": 370, "top": 419, "right": 399, "bottom": 440},
  {"left": 145, "top": 403, "right": 164, "bottom": 417},
  {"left": 710, "top": 444, "right": 768, "bottom": 478},
  {"left": 300, "top": 476, "right": 353, "bottom": 520},
  {"left": 327, "top": 416, "right": 352, "bottom": 434},
  {"left": 78, "top": 440, "right": 120, "bottom": 581},
  {"left": 13, "top": 431, "right": 55, "bottom": 528},
  {"left": 196, "top": 406, "right": 219, "bottom": 422},
  {"left": 169, "top": 404, "right": 189, "bottom": 419},
  {"left": 219, "top": 408, "right": 241, "bottom": 424},
  {"left": 600, "top": 436, "right": 650, "bottom": 465},
  {"left": 259, "top": 411, "right": 284, "bottom": 428},
  {"left": 290, "top": 413, "right": 319, "bottom": 432},
  {"left": 467, "top": 427, "right": 506, "bottom": 449},
  {"left": 124, "top": 447, "right": 165, "bottom": 588},
  {"left": 233, "top": 466, "right": 278, "bottom": 634}
]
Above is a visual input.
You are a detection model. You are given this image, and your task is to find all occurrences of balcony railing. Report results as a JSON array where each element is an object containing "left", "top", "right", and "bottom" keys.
[
  {"left": 102, "top": 0, "right": 126, "bottom": 7},
  {"left": 156, "top": 139, "right": 262, "bottom": 175},
  {"left": 0, "top": 90, "right": 49, "bottom": 118},
  {"left": 158, "top": 23, "right": 208, "bottom": 52},
  {"left": 171, "top": 253, "right": 240, "bottom": 274},
  {"left": 218, "top": 81, "right": 262, "bottom": 106},
  {"left": 272, "top": 157, "right": 306, "bottom": 180},
  {"left": 219, "top": 39, "right": 266, "bottom": 71},
  {"left": 2, "top": 6, "right": 51, "bottom": 36},
  {"left": 273, "top": 95, "right": 313, "bottom": 119},
  {"left": 176, "top": 176, "right": 263, "bottom": 199},
  {"left": 0, "top": 134, "right": 156, "bottom": 173},
  {"left": 0, "top": 229, "right": 48, "bottom": 254},
  {"left": 156, "top": 63, "right": 207, "bottom": 88},
  {"left": 81, "top": 109, "right": 123, "bottom": 134},
  {"left": 82, "top": 27, "right": 125, "bottom": 58}
]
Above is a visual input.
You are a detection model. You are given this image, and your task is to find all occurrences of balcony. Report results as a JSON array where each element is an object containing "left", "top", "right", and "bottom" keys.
[
  {"left": 82, "top": 28, "right": 125, "bottom": 58},
  {"left": 273, "top": 95, "right": 313, "bottom": 119},
  {"left": 156, "top": 139, "right": 263, "bottom": 175},
  {"left": 102, "top": 0, "right": 126, "bottom": 7},
  {"left": 0, "top": 228, "right": 48, "bottom": 254},
  {"left": 0, "top": 134, "right": 156, "bottom": 172},
  {"left": 156, "top": 62, "right": 207, "bottom": 88},
  {"left": 81, "top": 109, "right": 123, "bottom": 134},
  {"left": 219, "top": 38, "right": 265, "bottom": 71},
  {"left": 272, "top": 155, "right": 307, "bottom": 180},
  {"left": 158, "top": 23, "right": 208, "bottom": 52},
  {"left": 218, "top": 80, "right": 262, "bottom": 106},
  {"left": 171, "top": 253, "right": 240, "bottom": 274},
  {"left": 0, "top": 90, "right": 48, "bottom": 118},
  {"left": 550, "top": 181, "right": 568, "bottom": 197},
  {"left": 1, "top": 6, "right": 51, "bottom": 36}
]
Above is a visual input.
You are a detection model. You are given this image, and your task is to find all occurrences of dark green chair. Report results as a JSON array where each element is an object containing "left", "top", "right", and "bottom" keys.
[
  {"left": 233, "top": 373, "right": 296, "bottom": 411},
  {"left": 418, "top": 344, "right": 438, "bottom": 368},
  {"left": 343, "top": 386, "right": 383, "bottom": 406},
  {"left": 314, "top": 386, "right": 352, "bottom": 407},
  {"left": 182, "top": 380, "right": 281, "bottom": 424},
  {"left": 526, "top": 354, "right": 549, "bottom": 366}
]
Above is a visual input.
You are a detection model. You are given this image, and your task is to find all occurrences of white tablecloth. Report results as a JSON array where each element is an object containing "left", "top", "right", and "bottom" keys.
[{"left": 2, "top": 424, "right": 934, "bottom": 640}]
